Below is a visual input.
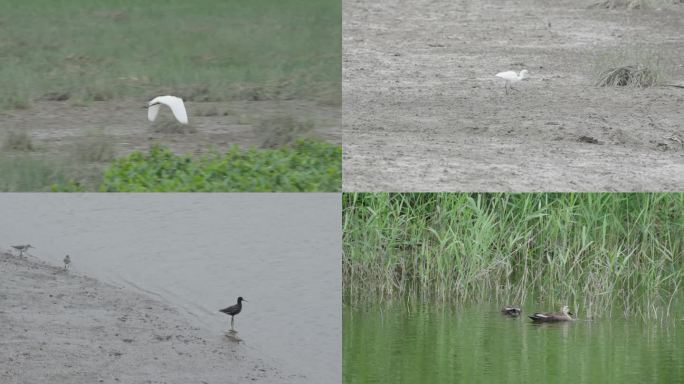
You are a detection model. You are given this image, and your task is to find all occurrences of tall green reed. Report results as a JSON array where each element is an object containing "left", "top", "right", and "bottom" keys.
[{"left": 343, "top": 193, "right": 684, "bottom": 320}]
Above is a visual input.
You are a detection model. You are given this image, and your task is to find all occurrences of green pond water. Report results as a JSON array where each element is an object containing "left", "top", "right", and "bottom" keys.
[{"left": 344, "top": 303, "right": 684, "bottom": 384}]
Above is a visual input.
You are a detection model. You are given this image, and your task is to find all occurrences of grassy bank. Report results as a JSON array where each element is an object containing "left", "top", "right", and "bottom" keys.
[
  {"left": 0, "top": 0, "right": 340, "bottom": 109},
  {"left": 0, "top": 139, "right": 341, "bottom": 192},
  {"left": 343, "top": 193, "right": 684, "bottom": 320}
]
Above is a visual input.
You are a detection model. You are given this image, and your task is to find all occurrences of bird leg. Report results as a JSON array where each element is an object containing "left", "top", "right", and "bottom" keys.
[{"left": 231, "top": 316, "right": 234, "bottom": 330}]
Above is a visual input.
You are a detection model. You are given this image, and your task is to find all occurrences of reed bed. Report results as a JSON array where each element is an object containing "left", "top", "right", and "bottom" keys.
[{"left": 343, "top": 193, "right": 684, "bottom": 320}]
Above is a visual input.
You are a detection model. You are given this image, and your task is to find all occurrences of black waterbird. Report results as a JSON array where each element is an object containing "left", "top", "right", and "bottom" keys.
[
  {"left": 501, "top": 307, "right": 522, "bottom": 317},
  {"left": 220, "top": 297, "right": 246, "bottom": 330}
]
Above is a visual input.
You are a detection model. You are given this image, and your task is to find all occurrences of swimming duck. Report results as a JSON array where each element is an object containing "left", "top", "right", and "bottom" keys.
[
  {"left": 501, "top": 307, "right": 522, "bottom": 317},
  {"left": 529, "top": 305, "right": 574, "bottom": 322}
]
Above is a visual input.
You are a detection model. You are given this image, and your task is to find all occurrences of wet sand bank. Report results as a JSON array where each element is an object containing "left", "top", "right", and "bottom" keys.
[{"left": 0, "top": 251, "right": 300, "bottom": 384}]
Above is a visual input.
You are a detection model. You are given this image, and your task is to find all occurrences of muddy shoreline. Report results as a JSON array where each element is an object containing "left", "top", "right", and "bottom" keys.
[{"left": 0, "top": 251, "right": 301, "bottom": 384}]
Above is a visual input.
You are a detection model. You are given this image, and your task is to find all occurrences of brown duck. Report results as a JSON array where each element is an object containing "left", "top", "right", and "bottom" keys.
[
  {"left": 529, "top": 305, "right": 574, "bottom": 322},
  {"left": 501, "top": 307, "right": 522, "bottom": 317}
]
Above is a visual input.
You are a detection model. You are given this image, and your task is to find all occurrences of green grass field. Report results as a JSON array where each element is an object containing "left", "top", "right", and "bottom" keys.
[
  {"left": 0, "top": 0, "right": 340, "bottom": 109},
  {"left": 343, "top": 193, "right": 684, "bottom": 320},
  {"left": 0, "top": 0, "right": 341, "bottom": 191}
]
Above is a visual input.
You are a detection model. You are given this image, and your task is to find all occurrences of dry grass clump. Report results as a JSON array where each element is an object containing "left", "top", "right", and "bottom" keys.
[
  {"left": 72, "top": 130, "right": 116, "bottom": 162},
  {"left": 194, "top": 104, "right": 220, "bottom": 117},
  {"left": 256, "top": 116, "right": 316, "bottom": 148},
  {"left": 596, "top": 64, "right": 661, "bottom": 87},
  {"left": 0, "top": 154, "right": 71, "bottom": 191},
  {"left": 3, "top": 94, "right": 31, "bottom": 110},
  {"left": 193, "top": 104, "right": 231, "bottom": 117},
  {"left": 151, "top": 120, "right": 197, "bottom": 134},
  {"left": 2, "top": 130, "right": 34, "bottom": 151}
]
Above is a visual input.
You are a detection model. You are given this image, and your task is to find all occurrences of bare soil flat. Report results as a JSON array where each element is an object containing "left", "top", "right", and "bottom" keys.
[
  {"left": 343, "top": 0, "right": 684, "bottom": 191},
  {"left": 2, "top": 99, "right": 340, "bottom": 157},
  {"left": 0, "top": 251, "right": 303, "bottom": 384}
]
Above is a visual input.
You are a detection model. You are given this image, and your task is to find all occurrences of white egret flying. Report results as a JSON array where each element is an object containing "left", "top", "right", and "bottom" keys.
[
  {"left": 495, "top": 69, "right": 528, "bottom": 95},
  {"left": 147, "top": 95, "right": 188, "bottom": 124}
]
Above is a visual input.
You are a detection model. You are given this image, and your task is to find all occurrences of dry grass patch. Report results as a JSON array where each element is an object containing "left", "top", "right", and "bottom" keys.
[
  {"left": 593, "top": 45, "right": 669, "bottom": 88},
  {"left": 72, "top": 130, "right": 116, "bottom": 162},
  {"left": 256, "top": 116, "right": 316, "bottom": 148},
  {"left": 193, "top": 104, "right": 223, "bottom": 117},
  {"left": 151, "top": 120, "right": 197, "bottom": 134},
  {"left": 2, "top": 130, "right": 34, "bottom": 151},
  {"left": 596, "top": 64, "right": 661, "bottom": 87}
]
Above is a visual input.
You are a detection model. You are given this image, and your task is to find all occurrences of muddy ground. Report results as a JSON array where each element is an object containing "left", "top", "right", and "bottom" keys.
[
  {"left": 343, "top": 0, "right": 684, "bottom": 191},
  {"left": 1, "top": 99, "right": 340, "bottom": 157},
  {"left": 0, "top": 251, "right": 304, "bottom": 384}
]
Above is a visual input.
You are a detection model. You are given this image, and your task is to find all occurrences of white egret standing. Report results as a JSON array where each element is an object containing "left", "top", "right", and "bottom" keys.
[
  {"left": 495, "top": 69, "right": 529, "bottom": 95},
  {"left": 147, "top": 95, "right": 188, "bottom": 124}
]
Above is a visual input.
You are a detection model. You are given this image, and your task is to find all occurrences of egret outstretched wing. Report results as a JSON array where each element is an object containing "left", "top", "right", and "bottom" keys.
[
  {"left": 148, "top": 103, "right": 161, "bottom": 122},
  {"left": 148, "top": 95, "right": 188, "bottom": 124}
]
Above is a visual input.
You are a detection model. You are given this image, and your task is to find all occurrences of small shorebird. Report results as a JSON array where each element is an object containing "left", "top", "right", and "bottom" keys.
[
  {"left": 495, "top": 69, "right": 529, "bottom": 95},
  {"left": 529, "top": 305, "right": 574, "bottom": 322},
  {"left": 63, "top": 255, "right": 71, "bottom": 270},
  {"left": 11, "top": 244, "right": 34, "bottom": 257},
  {"left": 219, "top": 297, "right": 246, "bottom": 330},
  {"left": 501, "top": 306, "right": 522, "bottom": 317}
]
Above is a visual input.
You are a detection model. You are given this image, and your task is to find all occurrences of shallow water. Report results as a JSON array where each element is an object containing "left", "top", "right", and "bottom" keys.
[
  {"left": 0, "top": 194, "right": 341, "bottom": 383},
  {"left": 344, "top": 302, "right": 684, "bottom": 384}
]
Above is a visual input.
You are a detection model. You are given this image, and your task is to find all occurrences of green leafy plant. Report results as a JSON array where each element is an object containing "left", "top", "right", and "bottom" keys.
[{"left": 98, "top": 139, "right": 341, "bottom": 192}]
